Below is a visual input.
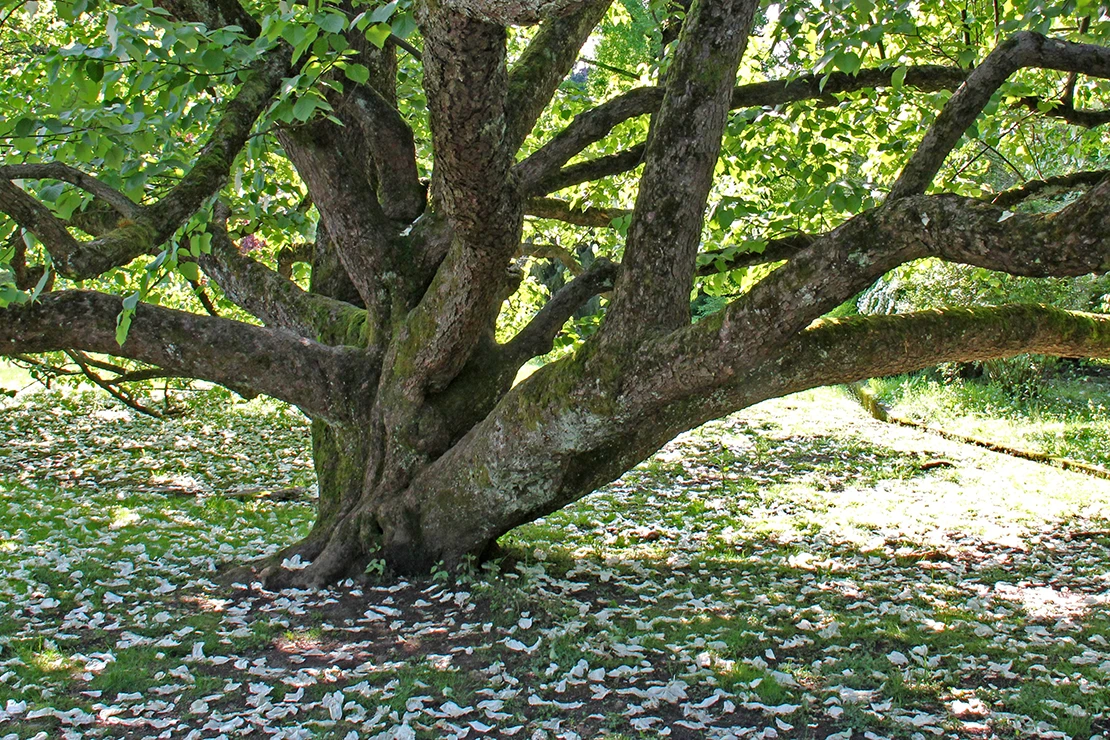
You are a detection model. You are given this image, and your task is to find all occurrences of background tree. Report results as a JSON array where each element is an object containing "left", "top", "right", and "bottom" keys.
[{"left": 3, "top": 0, "right": 1110, "bottom": 584}]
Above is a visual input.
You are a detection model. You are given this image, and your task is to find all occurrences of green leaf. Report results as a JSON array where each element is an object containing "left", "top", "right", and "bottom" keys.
[
  {"left": 178, "top": 261, "right": 200, "bottom": 282},
  {"left": 30, "top": 264, "right": 51, "bottom": 301},
  {"left": 292, "top": 95, "right": 317, "bottom": 121},
  {"left": 115, "top": 308, "right": 133, "bottom": 346},
  {"left": 365, "top": 23, "right": 391, "bottom": 49},
  {"left": 85, "top": 59, "right": 104, "bottom": 83},
  {"left": 316, "top": 11, "right": 347, "bottom": 33},
  {"left": 368, "top": 1, "right": 398, "bottom": 24},
  {"left": 201, "top": 48, "right": 225, "bottom": 72},
  {"left": 13, "top": 118, "right": 36, "bottom": 137},
  {"left": 891, "top": 65, "right": 907, "bottom": 92},
  {"left": 345, "top": 63, "right": 370, "bottom": 84},
  {"left": 833, "top": 51, "right": 861, "bottom": 75}
]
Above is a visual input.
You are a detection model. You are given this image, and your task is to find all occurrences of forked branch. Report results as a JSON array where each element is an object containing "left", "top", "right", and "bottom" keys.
[{"left": 889, "top": 32, "right": 1110, "bottom": 200}]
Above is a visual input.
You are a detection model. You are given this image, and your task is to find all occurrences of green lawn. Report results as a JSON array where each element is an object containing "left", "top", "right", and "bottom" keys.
[{"left": 1, "top": 386, "right": 1108, "bottom": 738}]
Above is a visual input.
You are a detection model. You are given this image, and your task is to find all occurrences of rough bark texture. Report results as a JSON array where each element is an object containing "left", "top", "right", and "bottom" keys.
[{"left": 5, "top": 0, "right": 1110, "bottom": 586}]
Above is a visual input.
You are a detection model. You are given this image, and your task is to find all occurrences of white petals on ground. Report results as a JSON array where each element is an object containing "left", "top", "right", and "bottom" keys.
[{"left": 3, "top": 389, "right": 1110, "bottom": 738}]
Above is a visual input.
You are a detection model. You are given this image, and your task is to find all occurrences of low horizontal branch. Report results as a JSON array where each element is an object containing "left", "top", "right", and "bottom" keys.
[
  {"left": 524, "top": 197, "right": 630, "bottom": 227},
  {"left": 0, "top": 291, "right": 377, "bottom": 422},
  {"left": 991, "top": 169, "right": 1110, "bottom": 207},
  {"left": 1015, "top": 96, "right": 1110, "bottom": 128}
]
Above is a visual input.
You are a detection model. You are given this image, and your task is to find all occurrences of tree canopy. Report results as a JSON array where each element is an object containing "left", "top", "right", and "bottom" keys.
[{"left": 2, "top": 0, "right": 1110, "bottom": 583}]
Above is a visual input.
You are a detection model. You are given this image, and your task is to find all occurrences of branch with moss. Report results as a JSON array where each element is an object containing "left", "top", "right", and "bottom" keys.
[
  {"left": 524, "top": 197, "right": 630, "bottom": 227},
  {"left": 991, "top": 169, "right": 1110, "bottom": 207},
  {"left": 504, "top": 0, "right": 612, "bottom": 153},
  {"left": 198, "top": 224, "right": 368, "bottom": 341},
  {"left": 0, "top": 290, "right": 378, "bottom": 422}
]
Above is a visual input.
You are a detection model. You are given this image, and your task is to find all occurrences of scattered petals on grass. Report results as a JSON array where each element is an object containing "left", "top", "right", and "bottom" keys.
[{"left": 1, "top": 387, "right": 1109, "bottom": 737}]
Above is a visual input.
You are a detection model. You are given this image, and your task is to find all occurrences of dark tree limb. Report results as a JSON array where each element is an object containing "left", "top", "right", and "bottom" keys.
[
  {"left": 515, "top": 65, "right": 969, "bottom": 195},
  {"left": 526, "top": 144, "right": 647, "bottom": 195},
  {"left": 504, "top": 257, "right": 616, "bottom": 362},
  {"left": 0, "top": 291, "right": 377, "bottom": 423},
  {"left": 991, "top": 169, "right": 1110, "bottom": 207},
  {"left": 524, "top": 197, "right": 630, "bottom": 227},
  {"left": 198, "top": 225, "right": 368, "bottom": 340},
  {"left": 151, "top": 0, "right": 261, "bottom": 36},
  {"left": 340, "top": 85, "right": 425, "bottom": 222},
  {"left": 604, "top": 0, "right": 759, "bottom": 336},
  {"left": 504, "top": 0, "right": 612, "bottom": 153},
  {"left": 1014, "top": 96, "right": 1110, "bottom": 128},
  {"left": 889, "top": 32, "right": 1110, "bottom": 201},
  {"left": 278, "top": 121, "right": 395, "bottom": 322},
  {"left": 440, "top": 0, "right": 593, "bottom": 25},
  {"left": 0, "top": 164, "right": 141, "bottom": 219},
  {"left": 519, "top": 240, "right": 585, "bottom": 274},
  {"left": 695, "top": 234, "right": 814, "bottom": 276}
]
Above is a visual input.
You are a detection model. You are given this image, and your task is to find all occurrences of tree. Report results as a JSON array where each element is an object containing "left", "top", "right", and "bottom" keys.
[{"left": 2, "top": 0, "right": 1110, "bottom": 585}]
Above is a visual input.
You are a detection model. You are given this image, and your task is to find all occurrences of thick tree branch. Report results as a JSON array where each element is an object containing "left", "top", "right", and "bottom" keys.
[
  {"left": 0, "top": 164, "right": 141, "bottom": 219},
  {"left": 0, "top": 291, "right": 377, "bottom": 422},
  {"left": 505, "top": 257, "right": 616, "bottom": 362},
  {"left": 279, "top": 122, "right": 394, "bottom": 322},
  {"left": 395, "top": 9, "right": 523, "bottom": 395},
  {"left": 198, "top": 225, "right": 368, "bottom": 341},
  {"left": 889, "top": 32, "right": 1110, "bottom": 201},
  {"left": 604, "top": 0, "right": 759, "bottom": 336},
  {"left": 991, "top": 169, "right": 1110, "bottom": 207},
  {"left": 504, "top": 0, "right": 612, "bottom": 153},
  {"left": 340, "top": 85, "right": 425, "bottom": 222},
  {"left": 638, "top": 178, "right": 1110, "bottom": 409},
  {"left": 440, "top": 0, "right": 591, "bottom": 25},
  {"left": 515, "top": 65, "right": 969, "bottom": 195},
  {"left": 763, "top": 306, "right": 1110, "bottom": 401},
  {"left": 524, "top": 196, "right": 630, "bottom": 227}
]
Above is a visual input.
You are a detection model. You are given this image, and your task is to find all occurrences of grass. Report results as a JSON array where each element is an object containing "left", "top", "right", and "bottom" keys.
[
  {"left": 866, "top": 362, "right": 1110, "bottom": 467},
  {"left": 1, "top": 384, "right": 1109, "bottom": 738}
]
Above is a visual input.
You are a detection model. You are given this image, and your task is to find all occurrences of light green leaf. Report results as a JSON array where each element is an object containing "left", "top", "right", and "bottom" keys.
[
  {"left": 345, "top": 63, "right": 370, "bottom": 84},
  {"left": 891, "top": 65, "right": 907, "bottom": 91},
  {"left": 365, "top": 23, "right": 391, "bottom": 49},
  {"left": 178, "top": 261, "right": 200, "bottom": 282}
]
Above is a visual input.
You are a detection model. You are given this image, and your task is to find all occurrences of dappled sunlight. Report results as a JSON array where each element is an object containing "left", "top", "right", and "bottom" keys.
[{"left": 2, "top": 387, "right": 1109, "bottom": 737}]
